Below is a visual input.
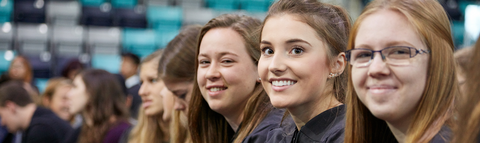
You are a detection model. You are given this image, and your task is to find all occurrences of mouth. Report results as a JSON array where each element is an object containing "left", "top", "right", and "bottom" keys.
[
  {"left": 268, "top": 78, "right": 297, "bottom": 92},
  {"left": 271, "top": 80, "right": 297, "bottom": 87},
  {"left": 208, "top": 87, "right": 228, "bottom": 92}
]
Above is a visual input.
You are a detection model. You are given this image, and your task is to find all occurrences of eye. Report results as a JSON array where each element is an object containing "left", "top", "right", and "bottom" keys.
[
  {"left": 222, "top": 59, "right": 234, "bottom": 64},
  {"left": 290, "top": 46, "right": 304, "bottom": 55},
  {"left": 199, "top": 60, "right": 210, "bottom": 65},
  {"left": 262, "top": 47, "right": 274, "bottom": 56},
  {"left": 150, "top": 78, "right": 158, "bottom": 83},
  {"left": 356, "top": 52, "right": 372, "bottom": 58},
  {"left": 179, "top": 93, "right": 186, "bottom": 99}
]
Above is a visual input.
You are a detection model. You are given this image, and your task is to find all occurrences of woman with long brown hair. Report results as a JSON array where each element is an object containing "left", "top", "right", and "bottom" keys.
[
  {"left": 453, "top": 37, "right": 480, "bottom": 143},
  {"left": 189, "top": 14, "right": 284, "bottom": 143},
  {"left": 258, "top": 0, "right": 350, "bottom": 142},
  {"left": 344, "top": 0, "right": 457, "bottom": 142},
  {"left": 64, "top": 69, "right": 131, "bottom": 143},
  {"left": 158, "top": 25, "right": 203, "bottom": 143},
  {"left": 119, "top": 49, "right": 174, "bottom": 143}
]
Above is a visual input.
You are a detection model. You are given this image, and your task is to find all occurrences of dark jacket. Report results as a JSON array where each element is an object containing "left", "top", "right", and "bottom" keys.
[
  {"left": 241, "top": 108, "right": 286, "bottom": 143},
  {"left": 22, "top": 107, "right": 73, "bottom": 143},
  {"left": 266, "top": 105, "right": 345, "bottom": 143}
]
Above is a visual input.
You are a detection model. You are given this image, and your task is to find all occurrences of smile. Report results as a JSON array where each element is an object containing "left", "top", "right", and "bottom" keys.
[
  {"left": 208, "top": 87, "right": 228, "bottom": 92},
  {"left": 271, "top": 80, "right": 296, "bottom": 87}
]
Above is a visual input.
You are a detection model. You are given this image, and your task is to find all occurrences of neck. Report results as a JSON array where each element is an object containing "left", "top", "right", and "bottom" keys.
[
  {"left": 386, "top": 115, "right": 414, "bottom": 143},
  {"left": 223, "top": 108, "right": 245, "bottom": 132},
  {"left": 288, "top": 92, "right": 341, "bottom": 130},
  {"left": 21, "top": 104, "right": 37, "bottom": 130}
]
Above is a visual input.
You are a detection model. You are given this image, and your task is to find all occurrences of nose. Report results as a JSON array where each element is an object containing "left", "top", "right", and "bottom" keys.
[
  {"left": 173, "top": 99, "right": 185, "bottom": 111},
  {"left": 368, "top": 52, "right": 390, "bottom": 78},
  {"left": 138, "top": 84, "right": 148, "bottom": 97},
  {"left": 205, "top": 63, "right": 221, "bottom": 81},
  {"left": 269, "top": 54, "right": 287, "bottom": 75}
]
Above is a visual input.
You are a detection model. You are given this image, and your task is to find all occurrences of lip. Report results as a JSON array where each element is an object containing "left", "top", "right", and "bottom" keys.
[
  {"left": 367, "top": 85, "right": 397, "bottom": 95},
  {"left": 142, "top": 100, "right": 152, "bottom": 109},
  {"left": 268, "top": 78, "right": 297, "bottom": 92},
  {"left": 206, "top": 85, "right": 228, "bottom": 98}
]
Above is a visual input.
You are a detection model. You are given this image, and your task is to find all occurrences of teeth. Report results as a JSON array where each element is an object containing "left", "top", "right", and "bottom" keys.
[
  {"left": 210, "top": 87, "right": 226, "bottom": 92},
  {"left": 272, "top": 80, "right": 296, "bottom": 86}
]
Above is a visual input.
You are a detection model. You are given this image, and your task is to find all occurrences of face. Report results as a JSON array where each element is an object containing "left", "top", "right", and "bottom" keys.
[
  {"left": 0, "top": 103, "right": 22, "bottom": 133},
  {"left": 49, "top": 85, "right": 73, "bottom": 121},
  {"left": 197, "top": 28, "right": 258, "bottom": 115},
  {"left": 139, "top": 61, "right": 165, "bottom": 116},
  {"left": 121, "top": 57, "right": 138, "bottom": 79},
  {"left": 160, "top": 86, "right": 175, "bottom": 121},
  {"left": 164, "top": 79, "right": 193, "bottom": 115},
  {"left": 352, "top": 9, "right": 429, "bottom": 124},
  {"left": 9, "top": 58, "right": 27, "bottom": 80},
  {"left": 67, "top": 76, "right": 89, "bottom": 114},
  {"left": 259, "top": 14, "right": 332, "bottom": 109}
]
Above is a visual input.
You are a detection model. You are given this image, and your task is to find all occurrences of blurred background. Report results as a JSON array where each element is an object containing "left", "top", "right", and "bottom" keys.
[{"left": 0, "top": 0, "right": 478, "bottom": 93}]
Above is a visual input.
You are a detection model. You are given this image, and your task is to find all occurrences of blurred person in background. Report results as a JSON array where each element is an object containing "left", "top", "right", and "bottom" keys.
[
  {"left": 453, "top": 36, "right": 480, "bottom": 143},
  {"left": 41, "top": 77, "right": 82, "bottom": 128},
  {"left": 344, "top": 0, "right": 457, "bottom": 142},
  {"left": 61, "top": 59, "right": 85, "bottom": 80},
  {"left": 0, "top": 81, "right": 72, "bottom": 143},
  {"left": 119, "top": 49, "right": 175, "bottom": 143},
  {"left": 120, "top": 53, "right": 142, "bottom": 120},
  {"left": 64, "top": 69, "right": 130, "bottom": 143},
  {"left": 453, "top": 47, "right": 473, "bottom": 94},
  {"left": 6, "top": 56, "right": 38, "bottom": 94},
  {"left": 159, "top": 25, "right": 202, "bottom": 143}
]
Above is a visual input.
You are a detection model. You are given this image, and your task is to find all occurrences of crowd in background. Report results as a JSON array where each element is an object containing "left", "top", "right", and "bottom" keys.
[{"left": 0, "top": 0, "right": 479, "bottom": 143}]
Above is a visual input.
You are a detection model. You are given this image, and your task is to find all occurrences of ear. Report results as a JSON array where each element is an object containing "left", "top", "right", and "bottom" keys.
[
  {"left": 331, "top": 52, "right": 346, "bottom": 75},
  {"left": 42, "top": 97, "right": 51, "bottom": 107},
  {"left": 4, "top": 101, "right": 17, "bottom": 114}
]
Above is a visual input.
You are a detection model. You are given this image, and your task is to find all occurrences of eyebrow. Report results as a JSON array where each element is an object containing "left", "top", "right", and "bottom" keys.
[
  {"left": 199, "top": 51, "right": 239, "bottom": 58},
  {"left": 261, "top": 39, "right": 312, "bottom": 46},
  {"left": 355, "top": 41, "right": 416, "bottom": 49}
]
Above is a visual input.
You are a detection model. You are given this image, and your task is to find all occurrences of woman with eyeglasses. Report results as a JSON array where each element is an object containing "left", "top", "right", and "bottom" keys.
[{"left": 344, "top": 0, "right": 457, "bottom": 142}]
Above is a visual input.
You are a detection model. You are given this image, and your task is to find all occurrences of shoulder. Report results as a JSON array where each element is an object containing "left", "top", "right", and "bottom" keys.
[
  {"left": 23, "top": 124, "right": 60, "bottom": 143},
  {"left": 430, "top": 126, "right": 452, "bottom": 143},
  {"left": 242, "top": 108, "right": 286, "bottom": 143},
  {"left": 103, "top": 121, "right": 132, "bottom": 143},
  {"left": 118, "top": 126, "right": 134, "bottom": 143}
]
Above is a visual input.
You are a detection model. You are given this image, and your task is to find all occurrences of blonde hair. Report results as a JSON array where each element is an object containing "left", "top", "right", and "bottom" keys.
[
  {"left": 41, "top": 77, "right": 72, "bottom": 106},
  {"left": 453, "top": 37, "right": 480, "bottom": 143},
  {"left": 344, "top": 0, "right": 457, "bottom": 143},
  {"left": 170, "top": 111, "right": 191, "bottom": 143},
  {"left": 127, "top": 49, "right": 169, "bottom": 143}
]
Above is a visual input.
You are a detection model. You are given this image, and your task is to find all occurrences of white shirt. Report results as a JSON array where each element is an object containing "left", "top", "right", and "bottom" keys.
[{"left": 125, "top": 75, "right": 141, "bottom": 89}]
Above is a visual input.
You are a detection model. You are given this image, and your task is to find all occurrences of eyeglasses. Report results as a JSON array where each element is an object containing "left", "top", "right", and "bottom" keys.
[{"left": 345, "top": 46, "right": 430, "bottom": 67}]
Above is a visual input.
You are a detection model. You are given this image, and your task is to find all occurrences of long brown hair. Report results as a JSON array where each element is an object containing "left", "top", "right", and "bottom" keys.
[
  {"left": 158, "top": 25, "right": 203, "bottom": 143},
  {"left": 128, "top": 49, "right": 169, "bottom": 143},
  {"left": 344, "top": 0, "right": 457, "bottom": 142},
  {"left": 453, "top": 37, "right": 480, "bottom": 143},
  {"left": 188, "top": 14, "right": 272, "bottom": 143},
  {"left": 8, "top": 56, "right": 33, "bottom": 83},
  {"left": 260, "top": 0, "right": 351, "bottom": 103},
  {"left": 77, "top": 69, "right": 129, "bottom": 143}
]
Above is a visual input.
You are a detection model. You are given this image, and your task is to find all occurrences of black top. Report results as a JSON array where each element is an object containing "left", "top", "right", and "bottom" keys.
[
  {"left": 241, "top": 108, "right": 286, "bottom": 143},
  {"left": 128, "top": 83, "right": 142, "bottom": 119},
  {"left": 430, "top": 126, "right": 451, "bottom": 143},
  {"left": 266, "top": 105, "right": 345, "bottom": 143},
  {"left": 21, "top": 107, "right": 73, "bottom": 143},
  {"left": 64, "top": 127, "right": 81, "bottom": 143}
]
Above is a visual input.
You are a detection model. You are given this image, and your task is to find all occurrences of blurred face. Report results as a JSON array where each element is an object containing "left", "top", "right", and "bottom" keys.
[
  {"left": 352, "top": 9, "right": 429, "bottom": 125},
  {"left": 160, "top": 86, "right": 175, "bottom": 121},
  {"left": 139, "top": 61, "right": 165, "bottom": 116},
  {"left": 67, "top": 76, "right": 89, "bottom": 114},
  {"left": 49, "top": 85, "right": 72, "bottom": 121},
  {"left": 121, "top": 57, "right": 138, "bottom": 79},
  {"left": 164, "top": 79, "right": 193, "bottom": 115},
  {"left": 197, "top": 28, "right": 258, "bottom": 116},
  {"left": 9, "top": 58, "right": 27, "bottom": 80},
  {"left": 259, "top": 14, "right": 332, "bottom": 109},
  {"left": 0, "top": 103, "right": 23, "bottom": 133}
]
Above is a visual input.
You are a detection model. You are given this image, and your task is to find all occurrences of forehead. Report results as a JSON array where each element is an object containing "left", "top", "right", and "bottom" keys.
[
  {"left": 199, "top": 28, "right": 248, "bottom": 56},
  {"left": 354, "top": 9, "right": 424, "bottom": 49},
  {"left": 262, "top": 14, "right": 322, "bottom": 43}
]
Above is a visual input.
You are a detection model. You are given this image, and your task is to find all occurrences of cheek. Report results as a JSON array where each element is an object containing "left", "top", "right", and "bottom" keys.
[
  {"left": 351, "top": 68, "right": 367, "bottom": 93},
  {"left": 196, "top": 69, "right": 207, "bottom": 86}
]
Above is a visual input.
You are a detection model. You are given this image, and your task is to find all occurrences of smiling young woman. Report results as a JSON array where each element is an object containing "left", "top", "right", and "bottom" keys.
[
  {"left": 258, "top": 0, "right": 351, "bottom": 142},
  {"left": 344, "top": 0, "right": 457, "bottom": 142}
]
